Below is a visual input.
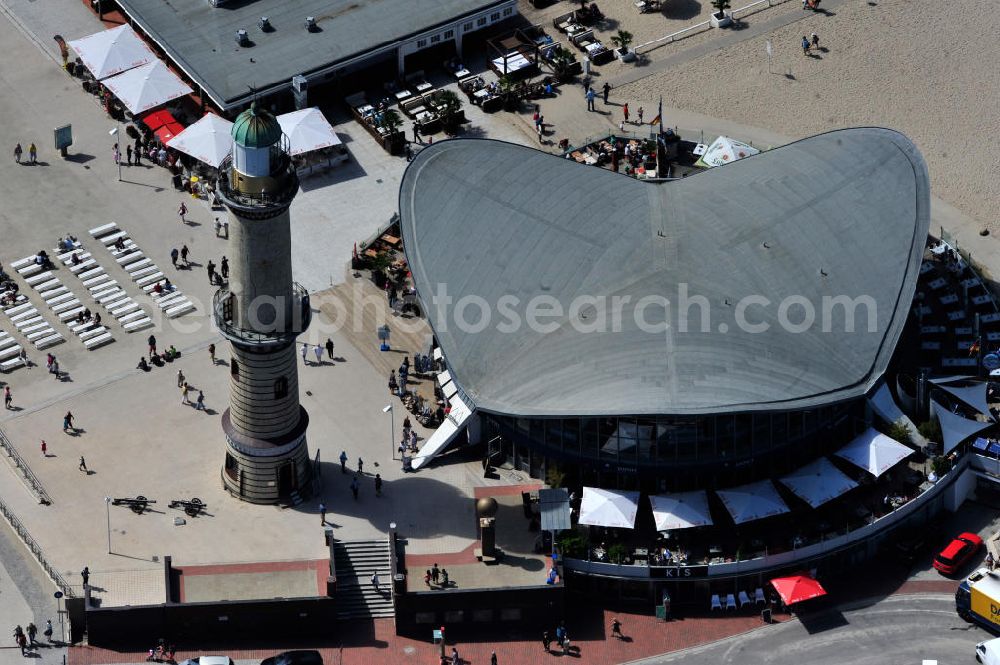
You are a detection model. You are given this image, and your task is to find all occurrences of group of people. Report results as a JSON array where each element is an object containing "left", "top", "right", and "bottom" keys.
[
  {"left": 542, "top": 621, "right": 574, "bottom": 655},
  {"left": 12, "top": 142, "right": 38, "bottom": 164},
  {"left": 137, "top": 334, "right": 180, "bottom": 371},
  {"left": 301, "top": 339, "right": 336, "bottom": 365},
  {"left": 801, "top": 33, "right": 821, "bottom": 55},
  {"left": 45, "top": 353, "right": 61, "bottom": 379},
  {"left": 145, "top": 638, "right": 177, "bottom": 663},
  {"left": 12, "top": 620, "right": 55, "bottom": 654},
  {"left": 74, "top": 307, "right": 102, "bottom": 328},
  {"left": 424, "top": 562, "right": 451, "bottom": 589},
  {"left": 206, "top": 256, "right": 228, "bottom": 285}
]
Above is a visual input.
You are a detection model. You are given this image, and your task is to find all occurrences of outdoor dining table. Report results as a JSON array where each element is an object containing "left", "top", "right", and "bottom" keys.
[
  {"left": 947, "top": 310, "right": 966, "bottom": 321},
  {"left": 972, "top": 294, "right": 992, "bottom": 306},
  {"left": 920, "top": 261, "right": 934, "bottom": 274},
  {"left": 940, "top": 294, "right": 959, "bottom": 305},
  {"left": 928, "top": 277, "right": 947, "bottom": 289}
]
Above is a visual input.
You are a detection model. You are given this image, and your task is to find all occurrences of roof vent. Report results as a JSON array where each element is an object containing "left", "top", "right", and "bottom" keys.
[
  {"left": 236, "top": 28, "right": 249, "bottom": 46},
  {"left": 305, "top": 16, "right": 317, "bottom": 31},
  {"left": 258, "top": 16, "right": 272, "bottom": 32}
]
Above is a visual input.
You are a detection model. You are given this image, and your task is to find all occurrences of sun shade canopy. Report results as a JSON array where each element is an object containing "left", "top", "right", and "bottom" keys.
[{"left": 578, "top": 487, "right": 639, "bottom": 529}]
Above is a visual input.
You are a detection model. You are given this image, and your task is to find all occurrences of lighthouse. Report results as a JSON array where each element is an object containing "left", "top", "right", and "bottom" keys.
[{"left": 214, "top": 102, "right": 312, "bottom": 504}]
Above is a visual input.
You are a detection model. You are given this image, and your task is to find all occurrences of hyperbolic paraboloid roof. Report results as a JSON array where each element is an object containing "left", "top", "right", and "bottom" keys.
[{"left": 399, "top": 129, "right": 930, "bottom": 417}]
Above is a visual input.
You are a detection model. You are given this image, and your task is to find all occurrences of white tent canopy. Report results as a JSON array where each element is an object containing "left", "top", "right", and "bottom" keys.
[
  {"left": 696, "top": 135, "right": 760, "bottom": 168},
  {"left": 68, "top": 24, "right": 156, "bottom": 80},
  {"left": 648, "top": 491, "right": 713, "bottom": 531},
  {"left": 578, "top": 487, "right": 639, "bottom": 529},
  {"left": 931, "top": 398, "right": 994, "bottom": 455},
  {"left": 276, "top": 108, "right": 342, "bottom": 156},
  {"left": 167, "top": 114, "right": 234, "bottom": 168},
  {"left": 835, "top": 427, "right": 912, "bottom": 477},
  {"left": 103, "top": 61, "right": 192, "bottom": 115},
  {"left": 716, "top": 480, "right": 790, "bottom": 525},
  {"left": 779, "top": 458, "right": 858, "bottom": 509}
]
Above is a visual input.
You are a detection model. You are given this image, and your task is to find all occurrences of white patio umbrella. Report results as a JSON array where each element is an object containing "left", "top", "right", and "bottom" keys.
[
  {"left": 716, "top": 480, "right": 790, "bottom": 525},
  {"left": 648, "top": 491, "right": 713, "bottom": 531},
  {"left": 695, "top": 135, "right": 759, "bottom": 168},
  {"left": 102, "top": 61, "right": 193, "bottom": 115},
  {"left": 68, "top": 24, "right": 155, "bottom": 80},
  {"left": 834, "top": 427, "right": 912, "bottom": 477},
  {"left": 167, "top": 114, "right": 234, "bottom": 168},
  {"left": 578, "top": 487, "right": 639, "bottom": 529},
  {"left": 779, "top": 458, "right": 858, "bottom": 509},
  {"left": 276, "top": 108, "right": 342, "bottom": 156}
]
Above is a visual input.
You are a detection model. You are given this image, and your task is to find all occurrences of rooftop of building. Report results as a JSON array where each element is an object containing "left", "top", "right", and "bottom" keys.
[
  {"left": 399, "top": 129, "right": 931, "bottom": 417},
  {"left": 114, "top": 0, "right": 507, "bottom": 110}
]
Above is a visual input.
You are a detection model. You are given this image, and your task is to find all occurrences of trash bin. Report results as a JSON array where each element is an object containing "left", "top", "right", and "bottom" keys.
[
  {"left": 583, "top": 57, "right": 591, "bottom": 76},
  {"left": 662, "top": 590, "right": 671, "bottom": 620},
  {"left": 761, "top": 608, "right": 772, "bottom": 624}
]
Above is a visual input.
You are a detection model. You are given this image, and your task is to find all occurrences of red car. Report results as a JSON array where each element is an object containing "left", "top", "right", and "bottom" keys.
[{"left": 933, "top": 532, "right": 983, "bottom": 575}]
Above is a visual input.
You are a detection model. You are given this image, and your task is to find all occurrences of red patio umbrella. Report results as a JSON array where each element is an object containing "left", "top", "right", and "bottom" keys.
[{"left": 770, "top": 573, "right": 827, "bottom": 605}]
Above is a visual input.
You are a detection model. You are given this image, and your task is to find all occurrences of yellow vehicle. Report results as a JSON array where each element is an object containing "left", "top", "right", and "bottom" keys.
[{"left": 958, "top": 568, "right": 1000, "bottom": 634}]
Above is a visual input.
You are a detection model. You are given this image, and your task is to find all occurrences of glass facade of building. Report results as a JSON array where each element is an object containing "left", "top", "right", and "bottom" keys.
[{"left": 484, "top": 399, "right": 868, "bottom": 492}]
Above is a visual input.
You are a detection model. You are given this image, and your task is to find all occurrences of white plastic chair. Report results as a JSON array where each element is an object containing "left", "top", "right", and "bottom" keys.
[
  {"left": 754, "top": 587, "right": 766, "bottom": 605},
  {"left": 725, "top": 593, "right": 737, "bottom": 610},
  {"left": 710, "top": 594, "right": 722, "bottom": 611},
  {"left": 738, "top": 590, "right": 751, "bottom": 608}
]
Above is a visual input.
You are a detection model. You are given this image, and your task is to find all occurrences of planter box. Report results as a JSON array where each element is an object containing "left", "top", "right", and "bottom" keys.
[
  {"left": 710, "top": 9, "right": 733, "bottom": 27},
  {"left": 616, "top": 47, "right": 636, "bottom": 63}
]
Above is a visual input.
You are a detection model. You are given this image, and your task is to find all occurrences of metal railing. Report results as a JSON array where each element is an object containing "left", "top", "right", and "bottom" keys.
[
  {"left": 0, "top": 428, "right": 52, "bottom": 505},
  {"left": 0, "top": 496, "right": 73, "bottom": 595},
  {"left": 212, "top": 283, "right": 311, "bottom": 347},
  {"left": 216, "top": 153, "right": 299, "bottom": 209},
  {"left": 636, "top": 0, "right": 792, "bottom": 53}
]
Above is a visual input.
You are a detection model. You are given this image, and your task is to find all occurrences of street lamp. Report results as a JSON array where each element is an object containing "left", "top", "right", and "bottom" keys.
[
  {"left": 383, "top": 404, "right": 395, "bottom": 459},
  {"left": 104, "top": 496, "right": 112, "bottom": 554},
  {"left": 108, "top": 126, "right": 121, "bottom": 181}
]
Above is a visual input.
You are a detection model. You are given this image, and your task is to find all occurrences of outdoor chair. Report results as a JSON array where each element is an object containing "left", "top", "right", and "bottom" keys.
[
  {"left": 725, "top": 593, "right": 737, "bottom": 611},
  {"left": 710, "top": 594, "right": 722, "bottom": 611},
  {"left": 754, "top": 587, "right": 766, "bottom": 605},
  {"left": 738, "top": 591, "right": 752, "bottom": 608}
]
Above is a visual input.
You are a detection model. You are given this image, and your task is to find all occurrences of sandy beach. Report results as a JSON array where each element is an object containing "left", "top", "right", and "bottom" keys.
[{"left": 613, "top": 0, "right": 1000, "bottom": 230}]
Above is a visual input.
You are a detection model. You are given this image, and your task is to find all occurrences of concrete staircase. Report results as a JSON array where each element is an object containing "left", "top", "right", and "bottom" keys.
[{"left": 333, "top": 539, "right": 394, "bottom": 619}]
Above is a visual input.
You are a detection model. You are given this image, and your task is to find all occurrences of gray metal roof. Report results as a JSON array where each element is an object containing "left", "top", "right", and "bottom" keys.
[
  {"left": 399, "top": 129, "right": 930, "bottom": 417},
  {"left": 115, "top": 0, "right": 505, "bottom": 110}
]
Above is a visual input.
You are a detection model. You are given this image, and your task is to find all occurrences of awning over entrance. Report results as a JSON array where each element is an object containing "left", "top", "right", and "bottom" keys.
[
  {"left": 579, "top": 487, "right": 640, "bottom": 529},
  {"left": 770, "top": 573, "right": 827, "bottom": 605},
  {"left": 539, "top": 488, "right": 571, "bottom": 532},
  {"left": 716, "top": 480, "right": 790, "bottom": 525},
  {"left": 648, "top": 491, "right": 713, "bottom": 531},
  {"left": 834, "top": 427, "right": 912, "bottom": 478},
  {"left": 779, "top": 457, "right": 858, "bottom": 508},
  {"left": 931, "top": 399, "right": 994, "bottom": 455}
]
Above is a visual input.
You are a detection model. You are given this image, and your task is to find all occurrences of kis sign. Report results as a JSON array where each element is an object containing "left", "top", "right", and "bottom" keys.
[{"left": 651, "top": 565, "right": 709, "bottom": 579}]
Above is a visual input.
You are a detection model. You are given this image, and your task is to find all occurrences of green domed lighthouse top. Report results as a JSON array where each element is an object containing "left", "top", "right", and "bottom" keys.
[{"left": 232, "top": 101, "right": 283, "bottom": 148}]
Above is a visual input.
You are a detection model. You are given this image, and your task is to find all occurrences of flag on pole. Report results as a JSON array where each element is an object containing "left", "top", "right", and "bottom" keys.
[
  {"left": 969, "top": 337, "right": 981, "bottom": 357},
  {"left": 650, "top": 96, "right": 663, "bottom": 132}
]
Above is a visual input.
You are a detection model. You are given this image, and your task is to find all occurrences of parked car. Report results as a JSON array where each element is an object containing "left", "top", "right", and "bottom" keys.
[
  {"left": 933, "top": 532, "right": 983, "bottom": 575},
  {"left": 260, "top": 651, "right": 323, "bottom": 665}
]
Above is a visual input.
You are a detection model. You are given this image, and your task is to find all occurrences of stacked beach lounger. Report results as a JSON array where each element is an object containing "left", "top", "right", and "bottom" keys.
[
  {"left": 88, "top": 223, "right": 195, "bottom": 319},
  {"left": 9, "top": 254, "right": 114, "bottom": 350},
  {"left": 0, "top": 329, "right": 27, "bottom": 372},
  {"left": 56, "top": 240, "right": 153, "bottom": 333}
]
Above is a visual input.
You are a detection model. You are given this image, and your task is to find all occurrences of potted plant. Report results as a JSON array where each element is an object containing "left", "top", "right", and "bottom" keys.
[
  {"left": 377, "top": 109, "right": 405, "bottom": 154},
  {"left": 369, "top": 251, "right": 392, "bottom": 289},
  {"left": 886, "top": 419, "right": 912, "bottom": 445},
  {"left": 611, "top": 30, "right": 636, "bottom": 62},
  {"left": 435, "top": 90, "right": 465, "bottom": 135},
  {"left": 497, "top": 75, "right": 519, "bottom": 112},
  {"left": 710, "top": 0, "right": 733, "bottom": 27},
  {"left": 550, "top": 45, "right": 580, "bottom": 82},
  {"left": 608, "top": 542, "right": 628, "bottom": 564}
]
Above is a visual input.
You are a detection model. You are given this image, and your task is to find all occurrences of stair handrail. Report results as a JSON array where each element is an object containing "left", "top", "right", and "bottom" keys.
[{"left": 0, "top": 427, "right": 52, "bottom": 505}]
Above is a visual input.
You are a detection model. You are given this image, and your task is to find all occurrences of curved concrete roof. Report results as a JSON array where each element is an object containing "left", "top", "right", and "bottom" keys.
[{"left": 399, "top": 129, "right": 930, "bottom": 417}]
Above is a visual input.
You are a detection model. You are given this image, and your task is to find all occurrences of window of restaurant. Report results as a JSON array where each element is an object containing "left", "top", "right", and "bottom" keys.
[
  {"left": 477, "top": 17, "right": 488, "bottom": 26},
  {"left": 561, "top": 418, "right": 580, "bottom": 454},
  {"left": 581, "top": 418, "right": 600, "bottom": 459},
  {"left": 463, "top": 22, "right": 474, "bottom": 31},
  {"left": 444, "top": 30, "right": 454, "bottom": 39},
  {"left": 490, "top": 12, "right": 501, "bottom": 21},
  {"left": 430, "top": 34, "right": 441, "bottom": 44},
  {"left": 618, "top": 418, "right": 638, "bottom": 461},
  {"left": 416, "top": 39, "right": 427, "bottom": 48},
  {"left": 599, "top": 418, "right": 618, "bottom": 461},
  {"left": 503, "top": 7, "right": 514, "bottom": 16}
]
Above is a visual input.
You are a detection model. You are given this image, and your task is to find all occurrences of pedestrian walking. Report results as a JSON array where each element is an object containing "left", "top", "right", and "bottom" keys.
[
  {"left": 371, "top": 572, "right": 380, "bottom": 592},
  {"left": 113, "top": 143, "right": 120, "bottom": 165},
  {"left": 602, "top": 82, "right": 611, "bottom": 104},
  {"left": 177, "top": 369, "right": 185, "bottom": 387},
  {"left": 43, "top": 620, "right": 53, "bottom": 642},
  {"left": 375, "top": 473, "right": 383, "bottom": 497},
  {"left": 442, "top": 569, "right": 449, "bottom": 587},
  {"left": 181, "top": 382, "right": 190, "bottom": 405},
  {"left": 301, "top": 342, "right": 310, "bottom": 365},
  {"left": 537, "top": 122, "right": 544, "bottom": 143},
  {"left": 170, "top": 247, "right": 179, "bottom": 267},
  {"left": 133, "top": 140, "right": 141, "bottom": 165},
  {"left": 350, "top": 475, "right": 359, "bottom": 499},
  {"left": 555, "top": 624, "right": 565, "bottom": 647},
  {"left": 619, "top": 119, "right": 625, "bottom": 132},
  {"left": 63, "top": 411, "right": 74, "bottom": 432},
  {"left": 313, "top": 344, "right": 323, "bottom": 365},
  {"left": 811, "top": 32, "right": 820, "bottom": 48},
  {"left": 41, "top": 440, "right": 47, "bottom": 457},
  {"left": 81, "top": 566, "right": 90, "bottom": 586},
  {"left": 623, "top": 102, "right": 630, "bottom": 123},
  {"left": 319, "top": 502, "right": 326, "bottom": 525},
  {"left": 195, "top": 390, "right": 205, "bottom": 411},
  {"left": 26, "top": 622, "right": 37, "bottom": 645},
  {"left": 451, "top": 647, "right": 460, "bottom": 665},
  {"left": 16, "top": 629, "right": 27, "bottom": 656},
  {"left": 208, "top": 343, "right": 216, "bottom": 364},
  {"left": 207, "top": 260, "right": 216, "bottom": 284},
  {"left": 220, "top": 256, "right": 229, "bottom": 280},
  {"left": 357, "top": 457, "right": 364, "bottom": 475},
  {"left": 148, "top": 334, "right": 157, "bottom": 358},
  {"left": 562, "top": 636, "right": 571, "bottom": 655},
  {"left": 126, "top": 144, "right": 133, "bottom": 165},
  {"left": 412, "top": 123, "right": 420, "bottom": 144},
  {"left": 178, "top": 202, "right": 188, "bottom": 223},
  {"left": 325, "top": 338, "right": 335, "bottom": 359},
  {"left": 4, "top": 385, "right": 12, "bottom": 409},
  {"left": 611, "top": 617, "right": 622, "bottom": 639},
  {"left": 431, "top": 563, "right": 440, "bottom": 585},
  {"left": 339, "top": 450, "right": 348, "bottom": 473},
  {"left": 424, "top": 569, "right": 432, "bottom": 587},
  {"left": 28, "top": 143, "right": 37, "bottom": 164},
  {"left": 490, "top": 651, "right": 497, "bottom": 665},
  {"left": 180, "top": 244, "right": 189, "bottom": 266},
  {"left": 801, "top": 35, "right": 810, "bottom": 55},
  {"left": 585, "top": 87, "right": 595, "bottom": 111},
  {"left": 637, "top": 107, "right": 644, "bottom": 124},
  {"left": 14, "top": 143, "right": 23, "bottom": 163},
  {"left": 79, "top": 455, "right": 88, "bottom": 472}
]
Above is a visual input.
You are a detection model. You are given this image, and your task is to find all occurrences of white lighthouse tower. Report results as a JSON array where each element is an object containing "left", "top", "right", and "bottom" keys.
[{"left": 215, "top": 102, "right": 312, "bottom": 504}]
